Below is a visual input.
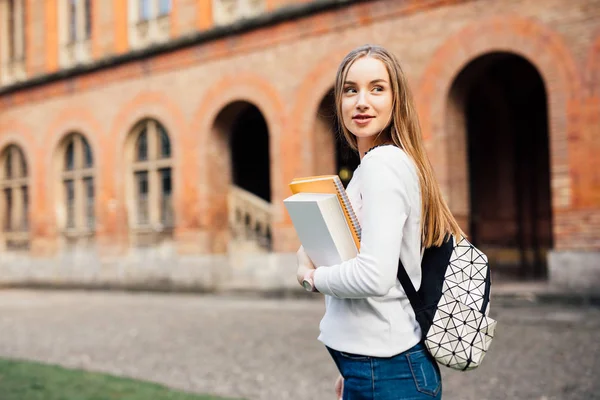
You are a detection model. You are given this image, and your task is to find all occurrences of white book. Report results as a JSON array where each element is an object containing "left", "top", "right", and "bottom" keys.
[{"left": 284, "top": 192, "right": 358, "bottom": 267}]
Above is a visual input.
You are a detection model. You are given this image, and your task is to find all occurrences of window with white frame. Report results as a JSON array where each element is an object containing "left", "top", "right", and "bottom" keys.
[
  {"left": 212, "top": 0, "right": 266, "bottom": 26},
  {"left": 59, "top": 0, "right": 93, "bottom": 67},
  {"left": 0, "top": 144, "right": 29, "bottom": 250},
  {"left": 0, "top": 0, "right": 26, "bottom": 85},
  {"left": 128, "top": 119, "right": 174, "bottom": 240},
  {"left": 129, "top": 0, "right": 171, "bottom": 49},
  {"left": 59, "top": 133, "right": 95, "bottom": 235}
]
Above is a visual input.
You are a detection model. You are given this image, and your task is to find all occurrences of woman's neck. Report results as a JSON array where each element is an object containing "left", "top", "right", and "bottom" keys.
[
  {"left": 357, "top": 136, "right": 392, "bottom": 161},
  {"left": 357, "top": 137, "right": 376, "bottom": 161}
]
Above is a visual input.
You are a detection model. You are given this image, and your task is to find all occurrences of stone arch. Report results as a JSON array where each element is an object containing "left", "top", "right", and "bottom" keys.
[
  {"left": 416, "top": 16, "right": 582, "bottom": 216},
  {"left": 211, "top": 101, "right": 273, "bottom": 252},
  {"left": 44, "top": 108, "right": 103, "bottom": 236},
  {"left": 190, "top": 74, "right": 286, "bottom": 233},
  {"left": 0, "top": 121, "right": 35, "bottom": 166},
  {"left": 449, "top": 53, "right": 553, "bottom": 279},
  {"left": 108, "top": 92, "right": 187, "bottom": 238},
  {"left": 221, "top": 102, "right": 271, "bottom": 202}
]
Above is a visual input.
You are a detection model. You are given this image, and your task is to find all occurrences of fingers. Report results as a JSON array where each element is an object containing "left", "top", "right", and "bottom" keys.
[
  {"left": 335, "top": 375, "right": 344, "bottom": 399},
  {"left": 296, "top": 247, "right": 316, "bottom": 270}
]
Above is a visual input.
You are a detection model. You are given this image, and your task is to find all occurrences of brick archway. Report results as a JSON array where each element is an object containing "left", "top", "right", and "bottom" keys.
[
  {"left": 190, "top": 74, "right": 286, "bottom": 251},
  {"left": 416, "top": 16, "right": 582, "bottom": 223},
  {"left": 191, "top": 74, "right": 285, "bottom": 218},
  {"left": 0, "top": 120, "right": 35, "bottom": 171}
]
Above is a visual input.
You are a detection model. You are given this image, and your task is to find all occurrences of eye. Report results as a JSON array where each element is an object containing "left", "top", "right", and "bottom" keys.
[
  {"left": 343, "top": 86, "right": 357, "bottom": 94},
  {"left": 372, "top": 85, "right": 384, "bottom": 92}
]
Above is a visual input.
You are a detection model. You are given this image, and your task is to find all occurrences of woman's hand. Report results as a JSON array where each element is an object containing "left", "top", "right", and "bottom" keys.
[
  {"left": 335, "top": 374, "right": 344, "bottom": 399},
  {"left": 296, "top": 246, "right": 316, "bottom": 286}
]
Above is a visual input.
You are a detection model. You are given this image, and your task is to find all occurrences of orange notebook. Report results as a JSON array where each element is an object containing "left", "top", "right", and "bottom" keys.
[{"left": 289, "top": 175, "right": 361, "bottom": 250}]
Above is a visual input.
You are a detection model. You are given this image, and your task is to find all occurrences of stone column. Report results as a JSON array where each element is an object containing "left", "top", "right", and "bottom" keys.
[
  {"left": 148, "top": 121, "right": 160, "bottom": 226},
  {"left": 10, "top": 149, "right": 23, "bottom": 232},
  {"left": 14, "top": 0, "right": 25, "bottom": 61},
  {"left": 74, "top": 136, "right": 85, "bottom": 231}
]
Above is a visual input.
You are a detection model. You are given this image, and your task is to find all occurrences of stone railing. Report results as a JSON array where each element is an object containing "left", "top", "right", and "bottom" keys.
[
  {"left": 213, "top": 0, "right": 266, "bottom": 26},
  {"left": 0, "top": 58, "right": 26, "bottom": 86},
  {"left": 228, "top": 185, "right": 272, "bottom": 251},
  {"left": 62, "top": 39, "right": 91, "bottom": 67},
  {"left": 132, "top": 14, "right": 170, "bottom": 49}
]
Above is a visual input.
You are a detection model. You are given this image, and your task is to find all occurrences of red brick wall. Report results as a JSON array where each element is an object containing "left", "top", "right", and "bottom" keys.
[
  {"left": 172, "top": 0, "right": 199, "bottom": 37},
  {"left": 25, "top": 0, "right": 46, "bottom": 76},
  {"left": 93, "top": 0, "right": 118, "bottom": 59},
  {"left": 45, "top": 0, "right": 59, "bottom": 71},
  {"left": 0, "top": 0, "right": 598, "bottom": 258}
]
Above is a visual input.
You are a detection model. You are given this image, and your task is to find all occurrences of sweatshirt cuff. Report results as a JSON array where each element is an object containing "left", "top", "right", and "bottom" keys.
[{"left": 313, "top": 267, "right": 336, "bottom": 297}]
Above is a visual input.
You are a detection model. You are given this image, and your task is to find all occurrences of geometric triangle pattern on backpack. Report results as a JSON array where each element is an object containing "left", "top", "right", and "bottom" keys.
[
  {"left": 443, "top": 239, "right": 489, "bottom": 312},
  {"left": 423, "top": 237, "right": 497, "bottom": 371},
  {"left": 424, "top": 294, "right": 497, "bottom": 370}
]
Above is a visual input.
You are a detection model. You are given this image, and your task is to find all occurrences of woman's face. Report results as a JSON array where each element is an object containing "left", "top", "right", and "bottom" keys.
[{"left": 341, "top": 56, "right": 393, "bottom": 142}]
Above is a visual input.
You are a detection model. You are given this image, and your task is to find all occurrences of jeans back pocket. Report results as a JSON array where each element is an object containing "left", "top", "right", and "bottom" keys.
[
  {"left": 337, "top": 351, "right": 371, "bottom": 361},
  {"left": 406, "top": 349, "right": 441, "bottom": 397}
]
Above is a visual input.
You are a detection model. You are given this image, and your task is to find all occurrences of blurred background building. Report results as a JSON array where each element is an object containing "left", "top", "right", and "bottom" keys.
[{"left": 0, "top": 0, "right": 598, "bottom": 292}]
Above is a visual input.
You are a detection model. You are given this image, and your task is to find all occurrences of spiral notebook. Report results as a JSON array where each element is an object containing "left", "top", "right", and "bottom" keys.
[{"left": 288, "top": 175, "right": 361, "bottom": 250}]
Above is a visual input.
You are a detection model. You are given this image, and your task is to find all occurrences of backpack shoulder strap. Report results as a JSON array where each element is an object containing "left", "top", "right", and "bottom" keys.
[
  {"left": 397, "top": 235, "right": 455, "bottom": 312},
  {"left": 396, "top": 258, "right": 425, "bottom": 311}
]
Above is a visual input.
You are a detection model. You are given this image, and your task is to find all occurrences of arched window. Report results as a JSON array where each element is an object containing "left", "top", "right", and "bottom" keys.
[
  {"left": 61, "top": 133, "right": 94, "bottom": 232},
  {"left": 130, "top": 119, "right": 173, "bottom": 230},
  {"left": 0, "top": 144, "right": 29, "bottom": 249}
]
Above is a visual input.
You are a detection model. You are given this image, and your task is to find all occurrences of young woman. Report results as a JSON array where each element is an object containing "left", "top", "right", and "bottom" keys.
[{"left": 296, "top": 44, "right": 464, "bottom": 399}]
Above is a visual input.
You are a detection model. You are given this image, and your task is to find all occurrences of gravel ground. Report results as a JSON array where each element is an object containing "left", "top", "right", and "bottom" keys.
[{"left": 0, "top": 289, "right": 598, "bottom": 400}]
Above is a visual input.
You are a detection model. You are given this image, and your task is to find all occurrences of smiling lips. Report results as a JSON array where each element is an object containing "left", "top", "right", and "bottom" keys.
[{"left": 353, "top": 114, "right": 374, "bottom": 125}]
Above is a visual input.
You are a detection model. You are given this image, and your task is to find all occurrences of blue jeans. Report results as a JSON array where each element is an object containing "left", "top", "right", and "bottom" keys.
[{"left": 326, "top": 342, "right": 442, "bottom": 400}]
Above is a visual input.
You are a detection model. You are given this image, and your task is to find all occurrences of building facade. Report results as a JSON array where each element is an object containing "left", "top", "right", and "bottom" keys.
[{"left": 0, "top": 0, "right": 598, "bottom": 292}]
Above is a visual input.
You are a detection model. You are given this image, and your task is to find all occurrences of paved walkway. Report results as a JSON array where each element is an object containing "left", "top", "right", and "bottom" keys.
[{"left": 0, "top": 289, "right": 598, "bottom": 400}]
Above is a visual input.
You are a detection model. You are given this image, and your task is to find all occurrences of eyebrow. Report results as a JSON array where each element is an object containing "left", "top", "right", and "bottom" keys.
[{"left": 344, "top": 79, "right": 388, "bottom": 85}]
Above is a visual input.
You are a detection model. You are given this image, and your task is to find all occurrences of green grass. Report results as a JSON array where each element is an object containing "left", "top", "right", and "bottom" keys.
[{"left": 0, "top": 357, "right": 240, "bottom": 400}]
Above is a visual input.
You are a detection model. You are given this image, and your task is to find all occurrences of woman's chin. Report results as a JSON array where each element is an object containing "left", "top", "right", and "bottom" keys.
[{"left": 352, "top": 129, "right": 380, "bottom": 139}]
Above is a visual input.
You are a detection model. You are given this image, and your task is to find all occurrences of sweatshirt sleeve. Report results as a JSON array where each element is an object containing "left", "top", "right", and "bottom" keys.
[{"left": 313, "top": 149, "right": 413, "bottom": 298}]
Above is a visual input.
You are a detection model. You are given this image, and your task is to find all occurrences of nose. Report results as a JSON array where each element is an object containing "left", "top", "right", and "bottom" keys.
[{"left": 356, "top": 90, "right": 369, "bottom": 111}]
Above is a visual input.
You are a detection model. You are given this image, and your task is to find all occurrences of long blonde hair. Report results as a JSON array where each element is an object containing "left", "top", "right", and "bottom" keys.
[{"left": 334, "top": 44, "right": 464, "bottom": 248}]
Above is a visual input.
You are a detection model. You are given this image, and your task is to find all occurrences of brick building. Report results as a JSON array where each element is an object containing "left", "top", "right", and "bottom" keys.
[{"left": 0, "top": 0, "right": 598, "bottom": 292}]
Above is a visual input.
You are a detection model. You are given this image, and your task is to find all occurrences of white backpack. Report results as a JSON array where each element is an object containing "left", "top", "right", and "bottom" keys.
[{"left": 396, "top": 236, "right": 497, "bottom": 371}]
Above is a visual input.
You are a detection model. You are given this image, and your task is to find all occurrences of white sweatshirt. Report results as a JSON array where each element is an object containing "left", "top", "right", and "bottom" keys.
[{"left": 313, "top": 145, "right": 423, "bottom": 357}]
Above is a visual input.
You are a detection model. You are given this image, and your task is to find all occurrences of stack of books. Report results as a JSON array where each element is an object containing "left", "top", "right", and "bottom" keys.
[{"left": 283, "top": 175, "right": 361, "bottom": 266}]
